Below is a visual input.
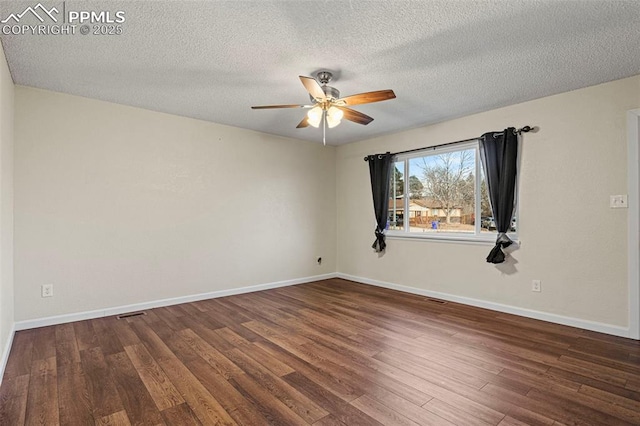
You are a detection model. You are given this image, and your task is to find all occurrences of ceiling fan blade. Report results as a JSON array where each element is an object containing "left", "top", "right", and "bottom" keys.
[
  {"left": 251, "top": 104, "right": 309, "bottom": 109},
  {"left": 338, "top": 90, "right": 396, "bottom": 106},
  {"left": 296, "top": 117, "right": 310, "bottom": 128},
  {"left": 337, "top": 106, "right": 374, "bottom": 125},
  {"left": 299, "top": 76, "right": 326, "bottom": 101}
]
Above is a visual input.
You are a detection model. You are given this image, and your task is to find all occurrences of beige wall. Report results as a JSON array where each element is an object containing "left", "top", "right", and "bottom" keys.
[
  {"left": 0, "top": 43, "right": 14, "bottom": 358},
  {"left": 14, "top": 87, "right": 336, "bottom": 321},
  {"left": 337, "top": 75, "right": 640, "bottom": 328},
  {"left": 9, "top": 74, "right": 640, "bottom": 331}
]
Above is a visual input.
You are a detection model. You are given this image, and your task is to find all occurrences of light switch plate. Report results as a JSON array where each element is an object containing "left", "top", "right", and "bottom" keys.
[{"left": 610, "top": 195, "right": 628, "bottom": 208}]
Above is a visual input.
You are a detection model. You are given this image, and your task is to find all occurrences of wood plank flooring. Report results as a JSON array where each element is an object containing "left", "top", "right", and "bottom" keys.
[{"left": 1, "top": 278, "right": 639, "bottom": 425}]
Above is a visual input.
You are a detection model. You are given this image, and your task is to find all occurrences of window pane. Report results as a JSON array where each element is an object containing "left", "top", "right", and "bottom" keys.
[
  {"left": 385, "top": 142, "right": 518, "bottom": 240},
  {"left": 407, "top": 149, "right": 475, "bottom": 234},
  {"left": 387, "top": 161, "right": 404, "bottom": 231},
  {"left": 479, "top": 167, "right": 497, "bottom": 234}
]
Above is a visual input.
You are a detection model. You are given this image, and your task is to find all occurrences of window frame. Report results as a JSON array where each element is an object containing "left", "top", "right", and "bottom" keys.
[{"left": 386, "top": 139, "right": 519, "bottom": 244}]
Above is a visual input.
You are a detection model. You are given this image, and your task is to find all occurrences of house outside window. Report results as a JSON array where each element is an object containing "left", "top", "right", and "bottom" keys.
[{"left": 387, "top": 141, "right": 517, "bottom": 242}]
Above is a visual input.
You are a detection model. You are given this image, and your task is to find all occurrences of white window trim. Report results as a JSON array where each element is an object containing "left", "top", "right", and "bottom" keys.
[
  {"left": 386, "top": 231, "right": 520, "bottom": 246},
  {"left": 388, "top": 139, "right": 519, "bottom": 243}
]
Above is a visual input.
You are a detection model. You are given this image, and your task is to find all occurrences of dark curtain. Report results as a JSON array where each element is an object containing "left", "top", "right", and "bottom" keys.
[
  {"left": 367, "top": 153, "right": 393, "bottom": 252},
  {"left": 480, "top": 128, "right": 518, "bottom": 264}
]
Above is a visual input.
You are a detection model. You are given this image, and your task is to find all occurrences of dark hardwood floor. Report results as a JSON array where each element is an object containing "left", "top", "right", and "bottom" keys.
[{"left": 1, "top": 278, "right": 639, "bottom": 425}]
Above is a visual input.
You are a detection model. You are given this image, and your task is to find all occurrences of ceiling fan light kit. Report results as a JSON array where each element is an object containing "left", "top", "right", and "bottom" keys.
[
  {"left": 251, "top": 70, "right": 396, "bottom": 144},
  {"left": 307, "top": 106, "right": 323, "bottom": 128},
  {"left": 326, "top": 106, "right": 344, "bottom": 128}
]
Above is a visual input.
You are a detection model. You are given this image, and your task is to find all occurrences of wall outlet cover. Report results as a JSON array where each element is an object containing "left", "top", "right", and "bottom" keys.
[
  {"left": 610, "top": 195, "right": 628, "bottom": 208},
  {"left": 532, "top": 280, "right": 541, "bottom": 292},
  {"left": 41, "top": 284, "right": 53, "bottom": 298}
]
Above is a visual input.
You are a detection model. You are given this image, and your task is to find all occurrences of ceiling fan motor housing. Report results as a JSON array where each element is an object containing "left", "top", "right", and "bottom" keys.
[
  {"left": 308, "top": 71, "right": 340, "bottom": 103},
  {"left": 323, "top": 85, "right": 340, "bottom": 101},
  {"left": 309, "top": 85, "right": 340, "bottom": 103}
]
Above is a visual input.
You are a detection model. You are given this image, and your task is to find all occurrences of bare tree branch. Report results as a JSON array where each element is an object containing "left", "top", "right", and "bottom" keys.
[{"left": 415, "top": 150, "right": 474, "bottom": 224}]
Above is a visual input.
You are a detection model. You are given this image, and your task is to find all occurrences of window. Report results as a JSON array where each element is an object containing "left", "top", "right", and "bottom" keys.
[
  {"left": 388, "top": 160, "right": 404, "bottom": 231},
  {"left": 387, "top": 141, "right": 517, "bottom": 241}
]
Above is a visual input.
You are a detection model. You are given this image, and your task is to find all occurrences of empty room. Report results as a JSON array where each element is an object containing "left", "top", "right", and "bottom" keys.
[{"left": 0, "top": 1, "right": 639, "bottom": 425}]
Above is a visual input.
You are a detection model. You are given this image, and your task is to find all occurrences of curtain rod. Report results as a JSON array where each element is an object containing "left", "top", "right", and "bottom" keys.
[{"left": 364, "top": 126, "right": 534, "bottom": 161}]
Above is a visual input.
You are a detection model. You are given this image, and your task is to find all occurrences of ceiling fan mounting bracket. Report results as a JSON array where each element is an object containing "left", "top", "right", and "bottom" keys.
[{"left": 316, "top": 71, "right": 333, "bottom": 85}]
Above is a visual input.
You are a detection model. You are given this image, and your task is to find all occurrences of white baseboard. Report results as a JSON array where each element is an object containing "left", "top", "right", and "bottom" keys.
[
  {"left": 14, "top": 273, "right": 337, "bottom": 331},
  {"left": 337, "top": 273, "right": 631, "bottom": 339},
  {"left": 0, "top": 323, "right": 16, "bottom": 385},
  {"left": 12, "top": 270, "right": 631, "bottom": 339}
]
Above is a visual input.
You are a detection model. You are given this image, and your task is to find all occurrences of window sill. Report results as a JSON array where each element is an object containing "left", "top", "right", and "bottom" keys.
[{"left": 385, "top": 231, "right": 520, "bottom": 246}]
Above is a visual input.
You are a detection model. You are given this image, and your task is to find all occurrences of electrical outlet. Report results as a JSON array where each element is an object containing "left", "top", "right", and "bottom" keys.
[
  {"left": 610, "top": 195, "right": 628, "bottom": 208},
  {"left": 532, "top": 280, "right": 541, "bottom": 292},
  {"left": 41, "top": 284, "right": 53, "bottom": 298}
]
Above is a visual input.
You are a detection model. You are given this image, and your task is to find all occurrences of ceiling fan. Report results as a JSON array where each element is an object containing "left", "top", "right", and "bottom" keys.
[{"left": 251, "top": 71, "right": 396, "bottom": 144}]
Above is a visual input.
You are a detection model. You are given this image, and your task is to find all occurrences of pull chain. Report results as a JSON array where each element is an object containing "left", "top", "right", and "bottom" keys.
[{"left": 323, "top": 110, "right": 326, "bottom": 145}]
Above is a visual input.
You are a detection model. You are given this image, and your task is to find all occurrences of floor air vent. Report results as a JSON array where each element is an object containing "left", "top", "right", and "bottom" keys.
[{"left": 116, "top": 311, "right": 147, "bottom": 319}]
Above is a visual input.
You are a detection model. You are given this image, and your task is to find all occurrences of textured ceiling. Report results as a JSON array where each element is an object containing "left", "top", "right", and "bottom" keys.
[{"left": 1, "top": 1, "right": 639, "bottom": 145}]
